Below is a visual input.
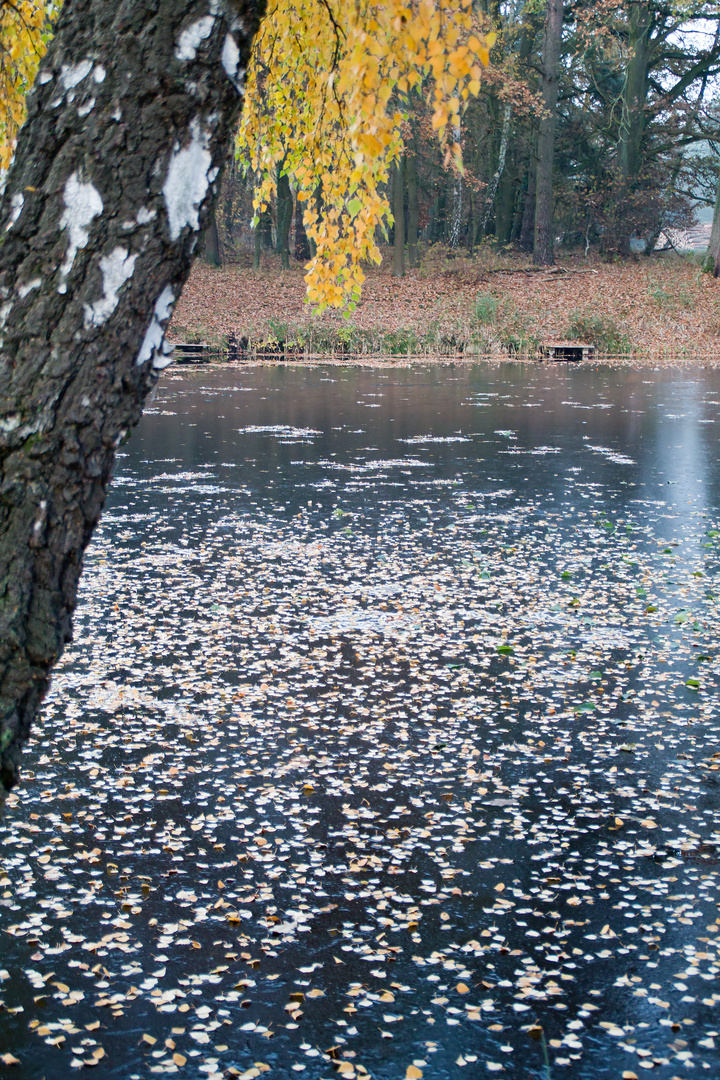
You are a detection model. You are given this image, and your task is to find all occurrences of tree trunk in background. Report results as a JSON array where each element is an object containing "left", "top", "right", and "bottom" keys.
[
  {"left": 203, "top": 213, "right": 222, "bottom": 267},
  {"left": 519, "top": 148, "right": 536, "bottom": 252},
  {"left": 533, "top": 0, "right": 563, "bottom": 265},
  {"left": 431, "top": 186, "right": 446, "bottom": 245},
  {"left": 496, "top": 152, "right": 516, "bottom": 244},
  {"left": 619, "top": 1, "right": 651, "bottom": 186},
  {"left": 254, "top": 221, "right": 262, "bottom": 268},
  {"left": 0, "top": 0, "right": 264, "bottom": 807},
  {"left": 709, "top": 168, "right": 720, "bottom": 278},
  {"left": 259, "top": 207, "right": 273, "bottom": 250},
  {"left": 406, "top": 145, "right": 419, "bottom": 269},
  {"left": 481, "top": 102, "right": 512, "bottom": 239},
  {"left": 392, "top": 157, "right": 405, "bottom": 277},
  {"left": 276, "top": 168, "right": 293, "bottom": 270},
  {"left": 253, "top": 208, "right": 273, "bottom": 268},
  {"left": 294, "top": 205, "right": 311, "bottom": 262}
]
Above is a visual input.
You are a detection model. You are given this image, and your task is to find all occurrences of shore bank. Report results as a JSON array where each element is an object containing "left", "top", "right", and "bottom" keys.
[{"left": 167, "top": 249, "right": 720, "bottom": 366}]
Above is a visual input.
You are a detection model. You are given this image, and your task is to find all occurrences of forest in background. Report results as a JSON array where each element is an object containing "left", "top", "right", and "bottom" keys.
[{"left": 202, "top": 0, "right": 720, "bottom": 277}]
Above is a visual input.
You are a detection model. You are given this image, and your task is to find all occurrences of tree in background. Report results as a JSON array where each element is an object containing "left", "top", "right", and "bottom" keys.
[
  {"left": 236, "top": 0, "right": 494, "bottom": 307},
  {"left": 533, "top": 0, "right": 563, "bottom": 265}
]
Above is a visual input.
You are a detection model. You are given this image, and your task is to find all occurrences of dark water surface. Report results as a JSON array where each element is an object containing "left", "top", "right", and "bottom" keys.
[{"left": 1, "top": 362, "right": 720, "bottom": 1079}]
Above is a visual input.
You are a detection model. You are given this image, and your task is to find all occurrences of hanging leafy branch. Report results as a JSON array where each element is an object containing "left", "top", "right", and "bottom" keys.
[
  {"left": 0, "top": 0, "right": 56, "bottom": 170},
  {"left": 236, "top": 0, "right": 495, "bottom": 310}
]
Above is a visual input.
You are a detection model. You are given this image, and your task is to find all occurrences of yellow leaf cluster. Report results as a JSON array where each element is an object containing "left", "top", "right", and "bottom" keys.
[
  {"left": 0, "top": 0, "right": 57, "bottom": 170},
  {"left": 237, "top": 0, "right": 493, "bottom": 311}
]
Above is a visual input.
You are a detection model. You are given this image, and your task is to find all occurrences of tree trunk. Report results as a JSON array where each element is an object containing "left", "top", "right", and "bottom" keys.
[
  {"left": 392, "top": 157, "right": 405, "bottom": 277},
  {"left": 254, "top": 219, "right": 262, "bottom": 269},
  {"left": 533, "top": 0, "right": 563, "bottom": 266},
  {"left": 294, "top": 204, "right": 311, "bottom": 262},
  {"left": 276, "top": 167, "right": 292, "bottom": 270},
  {"left": 520, "top": 156, "right": 537, "bottom": 252},
  {"left": 481, "top": 102, "right": 512, "bottom": 238},
  {"left": 258, "top": 206, "right": 273, "bottom": 250},
  {"left": 709, "top": 167, "right": 720, "bottom": 278},
  {"left": 406, "top": 145, "right": 419, "bottom": 269},
  {"left": 0, "top": 0, "right": 264, "bottom": 807},
  {"left": 203, "top": 212, "right": 222, "bottom": 267},
  {"left": 619, "top": 1, "right": 651, "bottom": 186}
]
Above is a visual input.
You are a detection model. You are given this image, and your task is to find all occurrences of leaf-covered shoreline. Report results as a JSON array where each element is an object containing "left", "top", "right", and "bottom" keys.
[{"left": 168, "top": 254, "right": 720, "bottom": 364}]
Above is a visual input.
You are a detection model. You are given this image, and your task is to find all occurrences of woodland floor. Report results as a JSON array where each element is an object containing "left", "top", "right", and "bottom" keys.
[{"left": 168, "top": 249, "right": 720, "bottom": 364}]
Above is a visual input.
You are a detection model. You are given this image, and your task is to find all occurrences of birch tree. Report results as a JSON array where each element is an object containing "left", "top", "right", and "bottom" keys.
[{"left": 0, "top": 0, "right": 263, "bottom": 807}]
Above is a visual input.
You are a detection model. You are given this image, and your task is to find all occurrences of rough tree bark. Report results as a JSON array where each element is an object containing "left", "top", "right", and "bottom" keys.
[
  {"left": 0, "top": 0, "right": 264, "bottom": 808},
  {"left": 533, "top": 0, "right": 563, "bottom": 266}
]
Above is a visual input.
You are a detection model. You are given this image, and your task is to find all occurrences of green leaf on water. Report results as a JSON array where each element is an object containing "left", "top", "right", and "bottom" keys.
[{"left": 496, "top": 645, "right": 514, "bottom": 655}]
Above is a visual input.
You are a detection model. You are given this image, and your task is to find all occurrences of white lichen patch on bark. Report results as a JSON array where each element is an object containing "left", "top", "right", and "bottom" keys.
[
  {"left": 5, "top": 193, "right": 24, "bottom": 231},
  {"left": 93, "top": 65, "right": 106, "bottom": 83},
  {"left": 121, "top": 206, "right": 157, "bottom": 231},
  {"left": 136, "top": 286, "right": 175, "bottom": 367},
  {"left": 37, "top": 71, "right": 53, "bottom": 85},
  {"left": 58, "top": 173, "right": 104, "bottom": 283},
  {"left": 61, "top": 60, "right": 93, "bottom": 90},
  {"left": 17, "top": 279, "right": 42, "bottom": 299},
  {"left": 32, "top": 500, "right": 48, "bottom": 539},
  {"left": 0, "top": 415, "right": 20, "bottom": 434},
  {"left": 175, "top": 15, "right": 215, "bottom": 60},
  {"left": 83, "top": 247, "right": 137, "bottom": 328},
  {"left": 221, "top": 34, "right": 240, "bottom": 79},
  {"left": 77, "top": 98, "right": 95, "bottom": 117},
  {"left": 162, "top": 118, "right": 217, "bottom": 241}
]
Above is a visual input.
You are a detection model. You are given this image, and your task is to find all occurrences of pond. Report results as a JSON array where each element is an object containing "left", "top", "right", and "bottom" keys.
[{"left": 1, "top": 362, "right": 719, "bottom": 1079}]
